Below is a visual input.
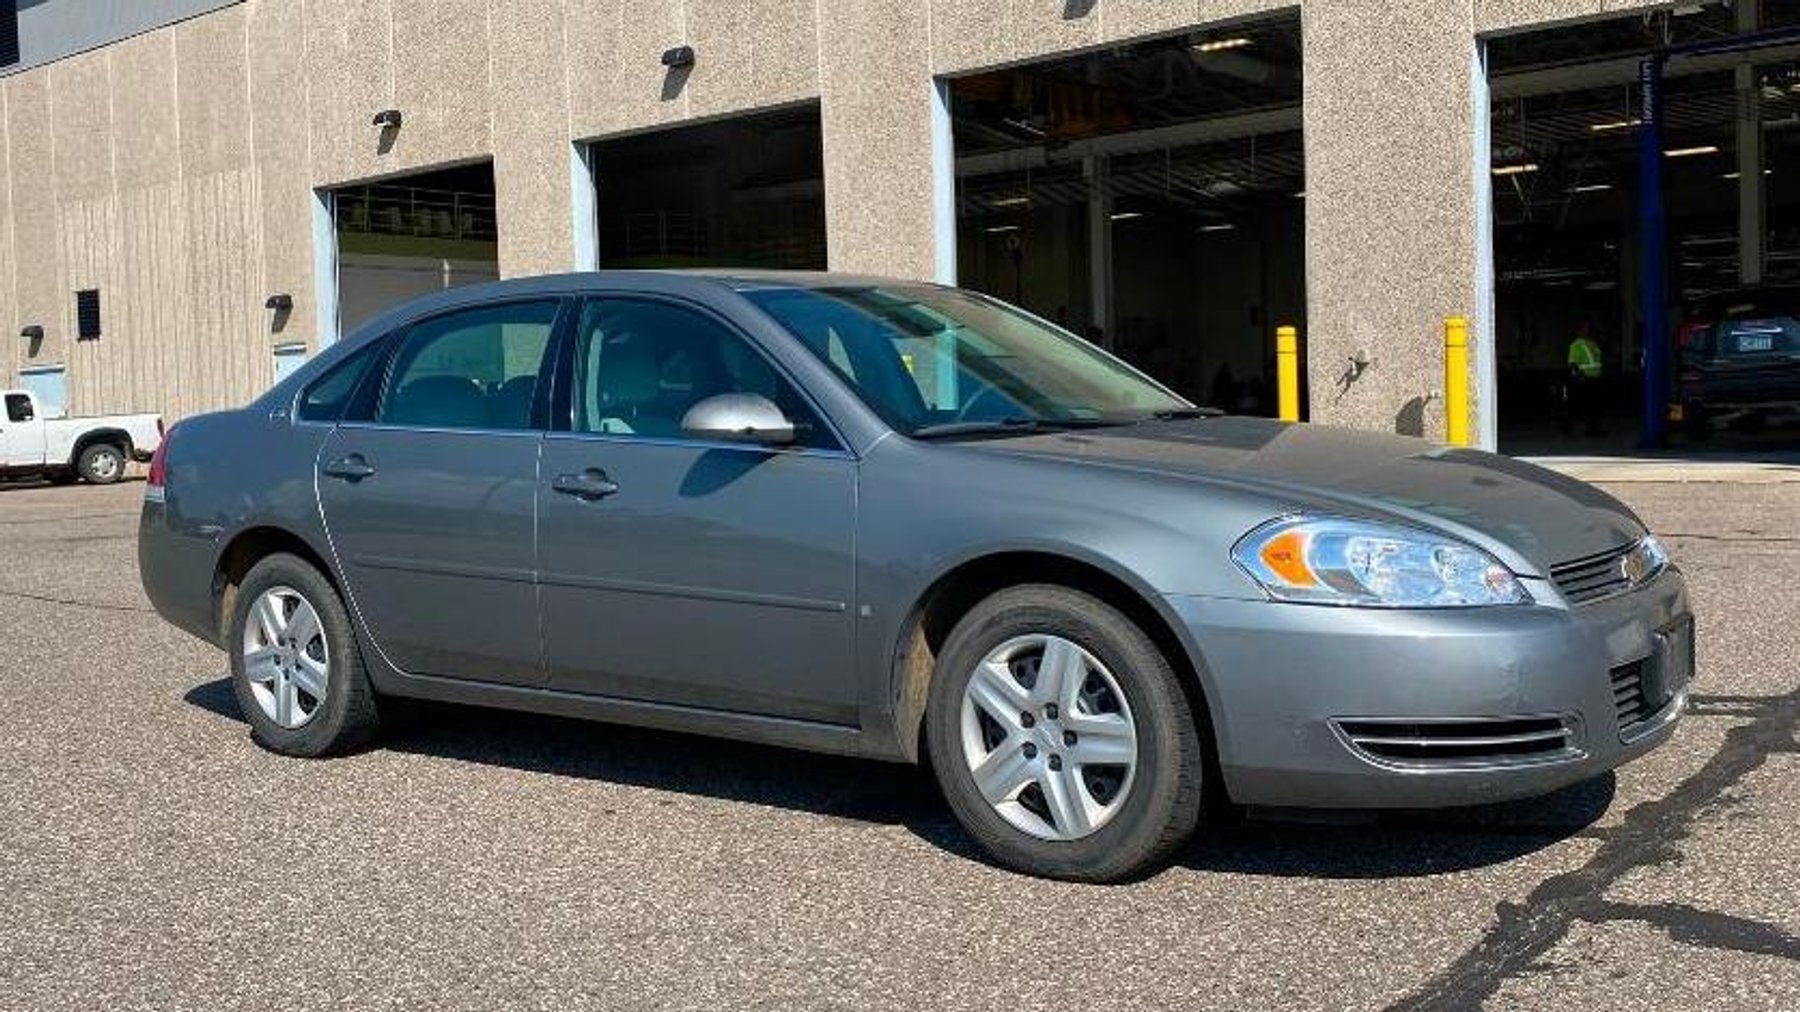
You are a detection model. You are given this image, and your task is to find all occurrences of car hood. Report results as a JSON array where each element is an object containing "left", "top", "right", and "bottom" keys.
[{"left": 969, "top": 417, "right": 1644, "bottom": 576}]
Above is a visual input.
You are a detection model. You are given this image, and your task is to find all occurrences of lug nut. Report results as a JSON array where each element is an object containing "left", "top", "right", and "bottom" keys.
[
  {"left": 1022, "top": 743, "right": 1038, "bottom": 759},
  {"left": 1048, "top": 754, "right": 1063, "bottom": 771},
  {"left": 1063, "top": 730, "right": 1078, "bottom": 747},
  {"left": 1020, "top": 711, "right": 1036, "bottom": 728},
  {"left": 1045, "top": 703, "right": 1059, "bottom": 720}
]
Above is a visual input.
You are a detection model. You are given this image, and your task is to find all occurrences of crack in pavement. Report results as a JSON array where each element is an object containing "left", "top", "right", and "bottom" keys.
[
  {"left": 1663, "top": 532, "right": 1800, "bottom": 544},
  {"left": 0, "top": 511, "right": 139, "bottom": 527},
  {"left": 1388, "top": 688, "right": 1800, "bottom": 1011},
  {"left": 0, "top": 586, "right": 154, "bottom": 614}
]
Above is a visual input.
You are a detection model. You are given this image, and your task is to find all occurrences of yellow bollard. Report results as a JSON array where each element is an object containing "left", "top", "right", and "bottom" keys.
[
  {"left": 1444, "top": 316, "right": 1470, "bottom": 447},
  {"left": 1276, "top": 325, "right": 1300, "bottom": 423}
]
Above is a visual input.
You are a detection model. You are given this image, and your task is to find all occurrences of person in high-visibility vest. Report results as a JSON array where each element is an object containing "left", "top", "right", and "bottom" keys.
[{"left": 1562, "top": 330, "right": 1606, "bottom": 436}]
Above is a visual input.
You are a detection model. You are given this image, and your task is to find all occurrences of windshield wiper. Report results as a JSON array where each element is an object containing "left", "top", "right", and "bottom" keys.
[
  {"left": 910, "top": 417, "right": 1116, "bottom": 439},
  {"left": 910, "top": 417, "right": 1048, "bottom": 439},
  {"left": 1149, "top": 407, "right": 1225, "bottom": 420}
]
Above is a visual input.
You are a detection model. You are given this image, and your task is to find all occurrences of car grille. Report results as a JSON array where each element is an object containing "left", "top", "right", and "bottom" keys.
[
  {"left": 1611, "top": 659, "right": 1656, "bottom": 734},
  {"left": 1336, "top": 717, "right": 1575, "bottom": 765},
  {"left": 1550, "top": 544, "right": 1635, "bottom": 605}
]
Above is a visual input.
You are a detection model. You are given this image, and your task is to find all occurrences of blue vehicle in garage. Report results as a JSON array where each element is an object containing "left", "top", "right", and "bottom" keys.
[{"left": 139, "top": 272, "right": 1692, "bottom": 881}]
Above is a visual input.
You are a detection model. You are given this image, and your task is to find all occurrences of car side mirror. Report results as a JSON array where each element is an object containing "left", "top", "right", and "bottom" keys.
[{"left": 680, "top": 393, "right": 797, "bottom": 446}]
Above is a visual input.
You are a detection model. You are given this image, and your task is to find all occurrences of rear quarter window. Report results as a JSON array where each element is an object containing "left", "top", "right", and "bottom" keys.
[{"left": 298, "top": 340, "right": 387, "bottom": 423}]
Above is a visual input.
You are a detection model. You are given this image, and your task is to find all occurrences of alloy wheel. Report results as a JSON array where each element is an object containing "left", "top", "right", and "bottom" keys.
[
  {"left": 241, "top": 586, "right": 329, "bottom": 729},
  {"left": 959, "top": 633, "right": 1139, "bottom": 841}
]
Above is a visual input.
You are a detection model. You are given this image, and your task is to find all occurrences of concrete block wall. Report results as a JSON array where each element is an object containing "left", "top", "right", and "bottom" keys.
[{"left": 0, "top": 0, "right": 1675, "bottom": 433}]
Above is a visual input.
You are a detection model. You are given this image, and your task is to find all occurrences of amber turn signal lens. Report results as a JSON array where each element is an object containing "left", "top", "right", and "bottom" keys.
[{"left": 1258, "top": 528, "right": 1317, "bottom": 587}]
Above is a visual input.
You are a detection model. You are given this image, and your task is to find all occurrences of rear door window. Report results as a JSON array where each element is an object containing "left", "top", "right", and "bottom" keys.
[{"left": 379, "top": 300, "right": 562, "bottom": 431}]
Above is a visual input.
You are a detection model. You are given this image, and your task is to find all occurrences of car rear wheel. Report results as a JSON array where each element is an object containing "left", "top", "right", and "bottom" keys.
[
  {"left": 76, "top": 443, "right": 125, "bottom": 484},
  {"left": 925, "top": 584, "right": 1205, "bottom": 882},
  {"left": 228, "top": 553, "right": 380, "bottom": 757}
]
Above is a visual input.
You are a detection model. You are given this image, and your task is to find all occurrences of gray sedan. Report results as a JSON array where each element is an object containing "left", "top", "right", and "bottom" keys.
[{"left": 138, "top": 271, "right": 1691, "bottom": 881}]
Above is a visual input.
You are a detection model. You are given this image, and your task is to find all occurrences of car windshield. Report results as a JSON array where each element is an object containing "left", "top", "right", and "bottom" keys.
[{"left": 744, "top": 285, "right": 1191, "bottom": 436}]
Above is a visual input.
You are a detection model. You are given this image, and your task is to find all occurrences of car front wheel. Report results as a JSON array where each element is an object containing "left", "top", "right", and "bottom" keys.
[
  {"left": 925, "top": 584, "right": 1205, "bottom": 882},
  {"left": 228, "top": 553, "right": 381, "bottom": 757}
]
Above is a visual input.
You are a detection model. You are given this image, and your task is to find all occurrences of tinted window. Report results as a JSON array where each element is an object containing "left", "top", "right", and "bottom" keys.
[
  {"left": 571, "top": 299, "right": 833, "bottom": 449},
  {"left": 5, "top": 393, "right": 32, "bottom": 423},
  {"left": 298, "top": 340, "right": 386, "bottom": 423},
  {"left": 380, "top": 301, "right": 560, "bottom": 431},
  {"left": 745, "top": 286, "right": 1186, "bottom": 435}
]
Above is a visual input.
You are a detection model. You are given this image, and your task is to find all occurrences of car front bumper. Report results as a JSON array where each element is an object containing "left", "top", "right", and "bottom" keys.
[{"left": 1164, "top": 569, "right": 1692, "bottom": 809}]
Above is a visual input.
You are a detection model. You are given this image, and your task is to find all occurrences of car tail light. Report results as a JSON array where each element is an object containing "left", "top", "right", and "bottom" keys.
[
  {"left": 147, "top": 430, "right": 171, "bottom": 491},
  {"left": 1677, "top": 320, "right": 1710, "bottom": 349}
]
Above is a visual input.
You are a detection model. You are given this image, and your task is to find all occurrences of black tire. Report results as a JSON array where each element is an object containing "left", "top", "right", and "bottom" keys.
[
  {"left": 76, "top": 442, "right": 127, "bottom": 484},
  {"left": 925, "top": 584, "right": 1205, "bottom": 882},
  {"left": 227, "top": 553, "right": 381, "bottom": 757}
]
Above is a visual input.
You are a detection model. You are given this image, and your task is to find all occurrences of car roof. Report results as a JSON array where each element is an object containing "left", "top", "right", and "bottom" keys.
[
  {"left": 436, "top": 268, "right": 937, "bottom": 299},
  {"left": 334, "top": 269, "right": 945, "bottom": 349}
]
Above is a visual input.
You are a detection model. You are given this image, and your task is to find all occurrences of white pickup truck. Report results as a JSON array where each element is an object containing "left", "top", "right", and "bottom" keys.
[{"left": 1, "top": 389, "right": 163, "bottom": 485}]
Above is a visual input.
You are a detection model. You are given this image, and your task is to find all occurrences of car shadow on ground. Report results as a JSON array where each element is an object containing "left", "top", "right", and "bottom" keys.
[{"left": 184, "top": 674, "right": 1612, "bottom": 881}]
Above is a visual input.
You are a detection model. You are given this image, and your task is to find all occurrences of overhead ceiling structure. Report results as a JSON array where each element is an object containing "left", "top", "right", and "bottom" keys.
[
  {"left": 951, "top": 18, "right": 1305, "bottom": 228},
  {"left": 1488, "top": 0, "right": 1800, "bottom": 296}
]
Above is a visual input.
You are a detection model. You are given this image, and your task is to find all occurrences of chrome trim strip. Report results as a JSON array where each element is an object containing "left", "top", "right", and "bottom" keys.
[
  {"left": 538, "top": 570, "right": 847, "bottom": 613},
  {"left": 349, "top": 554, "right": 536, "bottom": 584}
]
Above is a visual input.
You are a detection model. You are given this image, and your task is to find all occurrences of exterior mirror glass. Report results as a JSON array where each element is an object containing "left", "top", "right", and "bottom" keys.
[{"left": 680, "top": 393, "right": 797, "bottom": 446}]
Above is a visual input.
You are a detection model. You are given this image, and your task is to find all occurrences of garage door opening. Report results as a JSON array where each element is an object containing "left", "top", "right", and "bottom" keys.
[
  {"left": 588, "top": 104, "right": 826, "bottom": 270},
  {"left": 330, "top": 161, "right": 499, "bottom": 335},
  {"left": 950, "top": 16, "right": 1305, "bottom": 413},
  {"left": 1488, "top": 2, "right": 1800, "bottom": 455}
]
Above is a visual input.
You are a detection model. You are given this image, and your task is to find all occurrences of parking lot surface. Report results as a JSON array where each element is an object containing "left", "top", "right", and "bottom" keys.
[{"left": 2, "top": 477, "right": 1796, "bottom": 1011}]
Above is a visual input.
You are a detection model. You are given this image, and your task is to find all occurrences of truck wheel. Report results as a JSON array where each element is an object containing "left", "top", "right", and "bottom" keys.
[
  {"left": 76, "top": 443, "right": 126, "bottom": 484},
  {"left": 925, "top": 584, "right": 1205, "bottom": 882},
  {"left": 228, "top": 553, "right": 381, "bottom": 757}
]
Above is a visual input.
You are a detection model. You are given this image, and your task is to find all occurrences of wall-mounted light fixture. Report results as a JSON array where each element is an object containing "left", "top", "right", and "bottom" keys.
[
  {"left": 20, "top": 324, "right": 43, "bottom": 342},
  {"left": 372, "top": 109, "right": 403, "bottom": 130},
  {"left": 265, "top": 293, "right": 294, "bottom": 312},
  {"left": 661, "top": 45, "right": 695, "bottom": 68}
]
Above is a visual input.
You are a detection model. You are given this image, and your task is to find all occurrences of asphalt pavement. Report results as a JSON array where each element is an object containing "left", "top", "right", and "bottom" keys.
[{"left": 1, "top": 476, "right": 1795, "bottom": 1011}]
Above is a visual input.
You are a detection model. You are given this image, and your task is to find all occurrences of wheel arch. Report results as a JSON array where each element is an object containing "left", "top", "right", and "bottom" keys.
[
  {"left": 211, "top": 525, "right": 342, "bottom": 644},
  {"left": 69, "top": 428, "right": 133, "bottom": 468},
  {"left": 889, "top": 548, "right": 1224, "bottom": 776}
]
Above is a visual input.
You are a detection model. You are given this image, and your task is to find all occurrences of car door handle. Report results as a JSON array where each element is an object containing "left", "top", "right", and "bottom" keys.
[
  {"left": 321, "top": 455, "right": 377, "bottom": 481},
  {"left": 551, "top": 469, "right": 620, "bottom": 501}
]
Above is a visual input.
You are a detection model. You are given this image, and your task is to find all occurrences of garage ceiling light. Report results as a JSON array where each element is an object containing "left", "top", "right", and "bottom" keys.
[
  {"left": 1110, "top": 211, "right": 1144, "bottom": 221},
  {"left": 1568, "top": 183, "right": 1613, "bottom": 193},
  {"left": 1492, "top": 163, "right": 1539, "bottom": 176},
  {"left": 984, "top": 225, "right": 1021, "bottom": 234},
  {"left": 989, "top": 196, "right": 1030, "bottom": 207},
  {"left": 1194, "top": 37, "right": 1253, "bottom": 53},
  {"left": 1665, "top": 145, "right": 1719, "bottom": 158},
  {"left": 1589, "top": 118, "right": 1642, "bottom": 133},
  {"left": 1721, "top": 170, "right": 1773, "bottom": 179}
]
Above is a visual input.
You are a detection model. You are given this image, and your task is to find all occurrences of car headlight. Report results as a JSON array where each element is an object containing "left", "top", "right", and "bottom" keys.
[{"left": 1232, "top": 516, "right": 1530, "bottom": 608}]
